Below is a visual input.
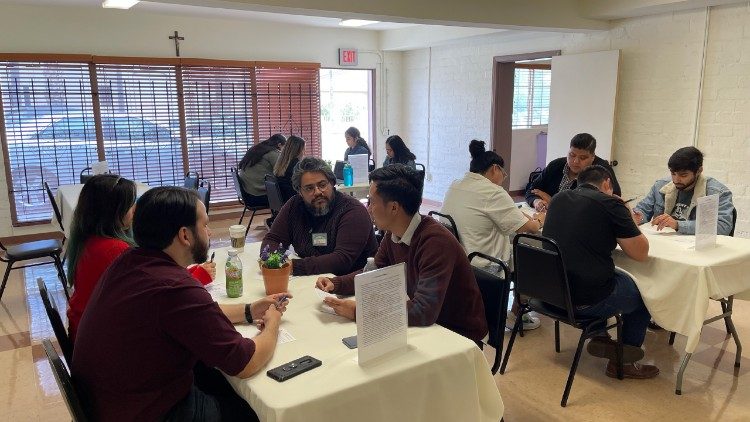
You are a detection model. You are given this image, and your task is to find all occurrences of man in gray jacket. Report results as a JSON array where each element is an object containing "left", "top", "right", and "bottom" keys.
[{"left": 633, "top": 146, "right": 734, "bottom": 235}]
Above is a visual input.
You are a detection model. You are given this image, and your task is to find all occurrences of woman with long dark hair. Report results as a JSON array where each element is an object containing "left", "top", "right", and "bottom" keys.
[
  {"left": 383, "top": 135, "right": 417, "bottom": 169},
  {"left": 343, "top": 126, "right": 371, "bottom": 161},
  {"left": 273, "top": 135, "right": 306, "bottom": 202},
  {"left": 238, "top": 134, "right": 286, "bottom": 206}
]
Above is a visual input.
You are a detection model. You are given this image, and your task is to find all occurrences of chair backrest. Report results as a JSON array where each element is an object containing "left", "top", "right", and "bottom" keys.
[
  {"left": 230, "top": 167, "right": 247, "bottom": 206},
  {"left": 44, "top": 182, "right": 65, "bottom": 233},
  {"left": 333, "top": 160, "right": 346, "bottom": 181},
  {"left": 730, "top": 207, "right": 737, "bottom": 237},
  {"left": 264, "top": 174, "right": 285, "bottom": 214},
  {"left": 183, "top": 171, "right": 200, "bottom": 190},
  {"left": 427, "top": 211, "right": 460, "bottom": 242},
  {"left": 414, "top": 162, "right": 426, "bottom": 185},
  {"left": 512, "top": 233, "right": 577, "bottom": 323},
  {"left": 79, "top": 167, "right": 92, "bottom": 184},
  {"left": 468, "top": 252, "right": 511, "bottom": 348},
  {"left": 37, "top": 278, "right": 73, "bottom": 364},
  {"left": 42, "top": 339, "right": 88, "bottom": 422},
  {"left": 197, "top": 180, "right": 211, "bottom": 214}
]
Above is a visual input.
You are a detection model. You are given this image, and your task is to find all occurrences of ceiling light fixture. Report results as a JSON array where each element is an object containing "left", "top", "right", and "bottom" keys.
[
  {"left": 339, "top": 19, "right": 380, "bottom": 27},
  {"left": 102, "top": 0, "right": 140, "bottom": 9}
]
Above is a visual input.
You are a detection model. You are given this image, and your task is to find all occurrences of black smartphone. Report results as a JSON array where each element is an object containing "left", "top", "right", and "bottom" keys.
[
  {"left": 267, "top": 356, "right": 322, "bottom": 382},
  {"left": 342, "top": 335, "right": 357, "bottom": 349}
]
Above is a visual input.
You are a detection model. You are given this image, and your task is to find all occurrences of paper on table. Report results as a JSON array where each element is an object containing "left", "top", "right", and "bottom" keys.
[
  {"left": 695, "top": 193, "right": 719, "bottom": 251},
  {"left": 205, "top": 282, "right": 226, "bottom": 297},
  {"left": 235, "top": 325, "right": 296, "bottom": 345},
  {"left": 639, "top": 223, "right": 676, "bottom": 235},
  {"left": 354, "top": 263, "right": 408, "bottom": 365},
  {"left": 348, "top": 154, "right": 369, "bottom": 185},
  {"left": 314, "top": 288, "right": 337, "bottom": 315}
]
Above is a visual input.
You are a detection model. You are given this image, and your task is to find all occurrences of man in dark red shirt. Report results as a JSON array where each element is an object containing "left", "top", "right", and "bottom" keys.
[
  {"left": 72, "top": 187, "right": 290, "bottom": 421},
  {"left": 316, "top": 165, "right": 487, "bottom": 343}
]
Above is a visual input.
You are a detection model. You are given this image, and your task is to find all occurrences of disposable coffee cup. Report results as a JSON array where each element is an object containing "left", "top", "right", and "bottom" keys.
[{"left": 229, "top": 225, "right": 246, "bottom": 252}]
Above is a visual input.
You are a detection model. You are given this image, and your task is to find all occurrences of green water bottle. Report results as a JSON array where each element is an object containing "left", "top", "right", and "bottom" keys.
[{"left": 226, "top": 249, "right": 243, "bottom": 298}]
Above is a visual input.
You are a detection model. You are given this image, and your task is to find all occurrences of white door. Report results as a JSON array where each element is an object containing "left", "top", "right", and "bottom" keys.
[{"left": 546, "top": 50, "right": 620, "bottom": 163}]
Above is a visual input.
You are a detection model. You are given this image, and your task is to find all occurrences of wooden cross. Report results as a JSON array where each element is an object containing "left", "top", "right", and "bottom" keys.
[{"left": 169, "top": 31, "right": 184, "bottom": 57}]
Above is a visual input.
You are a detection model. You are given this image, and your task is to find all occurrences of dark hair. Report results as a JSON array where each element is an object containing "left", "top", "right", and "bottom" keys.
[
  {"left": 238, "top": 133, "right": 286, "bottom": 170},
  {"left": 66, "top": 174, "right": 137, "bottom": 285},
  {"left": 385, "top": 135, "right": 416, "bottom": 163},
  {"left": 468, "top": 139, "right": 504, "bottom": 174},
  {"left": 133, "top": 187, "right": 200, "bottom": 250},
  {"left": 668, "top": 146, "right": 703, "bottom": 173},
  {"left": 578, "top": 164, "right": 612, "bottom": 186},
  {"left": 569, "top": 133, "right": 597, "bottom": 154},
  {"left": 345, "top": 126, "right": 371, "bottom": 155},
  {"left": 292, "top": 156, "right": 337, "bottom": 192},
  {"left": 368, "top": 164, "right": 423, "bottom": 216}
]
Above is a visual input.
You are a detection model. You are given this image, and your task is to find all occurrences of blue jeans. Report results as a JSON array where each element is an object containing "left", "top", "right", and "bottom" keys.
[{"left": 574, "top": 269, "right": 651, "bottom": 347}]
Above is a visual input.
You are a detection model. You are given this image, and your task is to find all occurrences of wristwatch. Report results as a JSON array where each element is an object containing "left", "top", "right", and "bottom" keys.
[{"left": 244, "top": 303, "right": 253, "bottom": 324}]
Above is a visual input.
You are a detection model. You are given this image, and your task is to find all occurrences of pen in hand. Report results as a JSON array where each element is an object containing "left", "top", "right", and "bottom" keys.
[{"left": 210, "top": 251, "right": 215, "bottom": 263}]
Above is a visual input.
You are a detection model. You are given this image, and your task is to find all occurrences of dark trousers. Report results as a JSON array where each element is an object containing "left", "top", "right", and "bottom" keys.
[
  {"left": 575, "top": 269, "right": 651, "bottom": 347},
  {"left": 164, "top": 362, "right": 259, "bottom": 422}
]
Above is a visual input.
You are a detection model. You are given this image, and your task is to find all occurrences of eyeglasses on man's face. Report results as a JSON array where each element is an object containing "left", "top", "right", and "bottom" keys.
[{"left": 300, "top": 179, "right": 331, "bottom": 194}]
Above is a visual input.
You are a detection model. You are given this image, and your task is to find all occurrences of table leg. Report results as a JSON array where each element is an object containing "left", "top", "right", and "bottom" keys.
[
  {"left": 676, "top": 352, "right": 693, "bottom": 395},
  {"left": 725, "top": 297, "right": 742, "bottom": 368}
]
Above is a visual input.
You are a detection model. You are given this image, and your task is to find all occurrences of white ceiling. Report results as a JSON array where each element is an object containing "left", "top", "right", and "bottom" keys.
[{"left": 0, "top": 0, "right": 418, "bottom": 30}]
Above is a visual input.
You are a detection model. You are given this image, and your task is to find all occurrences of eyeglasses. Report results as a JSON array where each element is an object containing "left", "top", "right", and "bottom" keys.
[
  {"left": 495, "top": 164, "right": 508, "bottom": 178},
  {"left": 300, "top": 180, "right": 331, "bottom": 194}
]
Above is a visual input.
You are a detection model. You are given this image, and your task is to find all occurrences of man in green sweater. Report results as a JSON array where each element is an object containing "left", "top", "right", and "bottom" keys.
[{"left": 316, "top": 165, "right": 487, "bottom": 343}]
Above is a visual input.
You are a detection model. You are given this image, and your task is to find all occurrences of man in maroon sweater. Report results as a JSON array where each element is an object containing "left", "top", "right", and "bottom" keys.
[
  {"left": 316, "top": 165, "right": 487, "bottom": 343},
  {"left": 262, "top": 157, "right": 378, "bottom": 276}
]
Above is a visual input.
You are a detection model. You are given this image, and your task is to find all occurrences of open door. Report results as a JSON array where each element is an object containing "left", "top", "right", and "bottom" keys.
[{"left": 546, "top": 50, "right": 620, "bottom": 163}]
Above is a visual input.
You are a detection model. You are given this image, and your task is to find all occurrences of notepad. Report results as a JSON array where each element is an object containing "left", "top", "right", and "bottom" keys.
[{"left": 314, "top": 288, "right": 338, "bottom": 315}]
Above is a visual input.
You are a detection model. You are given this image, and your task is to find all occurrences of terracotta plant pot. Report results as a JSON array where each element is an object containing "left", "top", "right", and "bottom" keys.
[{"left": 261, "top": 262, "right": 292, "bottom": 295}]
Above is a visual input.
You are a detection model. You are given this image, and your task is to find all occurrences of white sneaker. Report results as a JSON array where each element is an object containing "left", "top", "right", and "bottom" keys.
[{"left": 505, "top": 311, "right": 541, "bottom": 330}]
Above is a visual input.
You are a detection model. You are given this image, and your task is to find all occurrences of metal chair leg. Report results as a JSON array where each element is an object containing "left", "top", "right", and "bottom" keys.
[
  {"left": 499, "top": 312, "right": 524, "bottom": 375},
  {"left": 561, "top": 331, "right": 588, "bottom": 407},
  {"left": 245, "top": 210, "right": 257, "bottom": 237},
  {"left": 0, "top": 261, "right": 13, "bottom": 301},
  {"left": 238, "top": 207, "right": 247, "bottom": 225},
  {"left": 669, "top": 332, "right": 676, "bottom": 345},
  {"left": 615, "top": 315, "right": 624, "bottom": 380},
  {"left": 555, "top": 320, "right": 561, "bottom": 353},
  {"left": 52, "top": 254, "right": 69, "bottom": 301}
]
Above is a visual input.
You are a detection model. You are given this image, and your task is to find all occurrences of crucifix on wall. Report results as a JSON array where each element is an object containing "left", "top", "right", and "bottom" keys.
[{"left": 169, "top": 31, "right": 184, "bottom": 57}]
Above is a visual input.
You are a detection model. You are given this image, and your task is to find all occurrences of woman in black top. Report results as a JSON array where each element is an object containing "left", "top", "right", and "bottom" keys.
[{"left": 382, "top": 135, "right": 417, "bottom": 169}]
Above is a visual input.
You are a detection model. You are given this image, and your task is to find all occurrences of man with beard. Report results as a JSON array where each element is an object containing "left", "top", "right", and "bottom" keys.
[
  {"left": 633, "top": 146, "right": 734, "bottom": 235},
  {"left": 262, "top": 157, "right": 378, "bottom": 276},
  {"left": 73, "top": 187, "right": 291, "bottom": 421},
  {"left": 526, "top": 133, "right": 621, "bottom": 211}
]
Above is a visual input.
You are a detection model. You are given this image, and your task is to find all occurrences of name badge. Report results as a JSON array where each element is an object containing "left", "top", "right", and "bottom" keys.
[{"left": 312, "top": 233, "right": 328, "bottom": 247}]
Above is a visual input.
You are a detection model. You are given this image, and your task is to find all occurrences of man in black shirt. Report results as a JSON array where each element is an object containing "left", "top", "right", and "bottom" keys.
[
  {"left": 525, "top": 133, "right": 621, "bottom": 211},
  {"left": 543, "top": 165, "right": 657, "bottom": 379}
]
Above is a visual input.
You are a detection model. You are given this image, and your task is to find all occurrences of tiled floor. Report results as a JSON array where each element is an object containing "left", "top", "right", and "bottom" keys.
[{"left": 2, "top": 212, "right": 750, "bottom": 421}]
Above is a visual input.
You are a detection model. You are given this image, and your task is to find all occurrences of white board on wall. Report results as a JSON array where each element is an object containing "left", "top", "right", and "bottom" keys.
[{"left": 546, "top": 50, "right": 620, "bottom": 163}]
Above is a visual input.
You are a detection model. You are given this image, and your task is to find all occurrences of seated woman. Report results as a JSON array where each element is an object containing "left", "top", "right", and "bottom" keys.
[
  {"left": 382, "top": 135, "right": 417, "bottom": 169},
  {"left": 66, "top": 174, "right": 216, "bottom": 341},
  {"left": 273, "top": 135, "right": 306, "bottom": 203},
  {"left": 440, "top": 140, "right": 543, "bottom": 330},
  {"left": 237, "top": 133, "right": 286, "bottom": 207},
  {"left": 343, "top": 126, "right": 371, "bottom": 161}
]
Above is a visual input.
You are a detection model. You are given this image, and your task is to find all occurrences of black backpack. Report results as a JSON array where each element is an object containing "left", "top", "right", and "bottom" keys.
[{"left": 525, "top": 167, "right": 543, "bottom": 193}]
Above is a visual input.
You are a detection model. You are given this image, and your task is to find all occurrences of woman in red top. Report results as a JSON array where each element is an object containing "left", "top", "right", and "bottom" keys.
[{"left": 66, "top": 175, "right": 217, "bottom": 341}]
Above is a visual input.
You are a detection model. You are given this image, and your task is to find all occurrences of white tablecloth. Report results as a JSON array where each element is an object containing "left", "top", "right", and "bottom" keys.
[
  {"left": 56, "top": 183, "right": 150, "bottom": 234},
  {"left": 208, "top": 243, "right": 504, "bottom": 422},
  {"left": 336, "top": 183, "right": 369, "bottom": 199},
  {"left": 614, "top": 232, "right": 750, "bottom": 353}
]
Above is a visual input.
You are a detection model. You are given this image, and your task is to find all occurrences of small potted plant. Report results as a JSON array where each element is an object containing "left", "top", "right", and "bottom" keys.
[{"left": 259, "top": 244, "right": 292, "bottom": 295}]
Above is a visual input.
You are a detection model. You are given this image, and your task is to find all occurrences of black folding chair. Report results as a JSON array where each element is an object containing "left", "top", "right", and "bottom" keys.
[
  {"left": 231, "top": 167, "right": 268, "bottom": 233},
  {"left": 44, "top": 182, "right": 65, "bottom": 234},
  {"left": 0, "top": 237, "right": 68, "bottom": 302},
  {"left": 415, "top": 162, "right": 426, "bottom": 183},
  {"left": 468, "top": 252, "right": 512, "bottom": 375},
  {"left": 427, "top": 211, "right": 460, "bottom": 243},
  {"left": 42, "top": 339, "right": 88, "bottom": 422},
  {"left": 197, "top": 180, "right": 211, "bottom": 214},
  {"left": 37, "top": 277, "right": 73, "bottom": 363},
  {"left": 183, "top": 171, "right": 200, "bottom": 190},
  {"left": 500, "top": 233, "right": 624, "bottom": 407},
  {"left": 264, "top": 174, "right": 285, "bottom": 228},
  {"left": 79, "top": 167, "right": 93, "bottom": 184}
]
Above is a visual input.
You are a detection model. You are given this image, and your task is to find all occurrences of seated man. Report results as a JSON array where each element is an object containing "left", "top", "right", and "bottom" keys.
[
  {"left": 73, "top": 187, "right": 290, "bottom": 421},
  {"left": 316, "top": 164, "right": 488, "bottom": 343},
  {"left": 633, "top": 146, "right": 734, "bottom": 235},
  {"left": 526, "top": 133, "right": 621, "bottom": 211},
  {"left": 543, "top": 165, "right": 657, "bottom": 379},
  {"left": 262, "top": 157, "right": 378, "bottom": 276}
]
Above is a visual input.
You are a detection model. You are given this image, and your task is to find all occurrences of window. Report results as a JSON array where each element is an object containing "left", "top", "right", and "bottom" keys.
[
  {"left": 512, "top": 66, "right": 551, "bottom": 129},
  {"left": 319, "top": 69, "right": 373, "bottom": 164},
  {"left": 0, "top": 56, "right": 321, "bottom": 225}
]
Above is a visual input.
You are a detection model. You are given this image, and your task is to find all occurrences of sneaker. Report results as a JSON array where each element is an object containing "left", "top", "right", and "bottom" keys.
[
  {"left": 587, "top": 336, "right": 645, "bottom": 363},
  {"left": 505, "top": 311, "right": 541, "bottom": 330},
  {"left": 606, "top": 361, "right": 659, "bottom": 379}
]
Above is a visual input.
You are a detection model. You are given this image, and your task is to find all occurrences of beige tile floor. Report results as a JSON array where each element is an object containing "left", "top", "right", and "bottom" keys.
[{"left": 2, "top": 213, "right": 750, "bottom": 421}]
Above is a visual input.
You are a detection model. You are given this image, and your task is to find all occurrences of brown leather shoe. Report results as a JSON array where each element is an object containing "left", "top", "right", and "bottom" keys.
[
  {"left": 587, "top": 336, "right": 644, "bottom": 363},
  {"left": 606, "top": 361, "right": 660, "bottom": 379}
]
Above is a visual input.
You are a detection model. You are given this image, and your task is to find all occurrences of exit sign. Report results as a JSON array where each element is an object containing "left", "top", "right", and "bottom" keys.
[{"left": 339, "top": 48, "right": 358, "bottom": 66}]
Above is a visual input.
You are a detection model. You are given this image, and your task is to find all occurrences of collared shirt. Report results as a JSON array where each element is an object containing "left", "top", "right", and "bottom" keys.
[{"left": 391, "top": 212, "right": 422, "bottom": 246}]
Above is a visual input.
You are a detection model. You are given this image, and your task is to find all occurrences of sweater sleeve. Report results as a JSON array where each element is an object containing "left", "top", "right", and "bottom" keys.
[
  {"left": 291, "top": 203, "right": 375, "bottom": 276},
  {"left": 406, "top": 233, "right": 456, "bottom": 327}
]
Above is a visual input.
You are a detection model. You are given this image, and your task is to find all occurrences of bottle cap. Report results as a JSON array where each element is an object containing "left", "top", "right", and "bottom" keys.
[{"left": 228, "top": 249, "right": 238, "bottom": 256}]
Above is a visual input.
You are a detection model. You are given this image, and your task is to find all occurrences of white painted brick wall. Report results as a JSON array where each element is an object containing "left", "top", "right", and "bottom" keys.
[{"left": 400, "top": 6, "right": 750, "bottom": 237}]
